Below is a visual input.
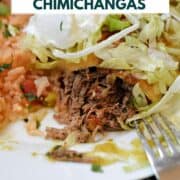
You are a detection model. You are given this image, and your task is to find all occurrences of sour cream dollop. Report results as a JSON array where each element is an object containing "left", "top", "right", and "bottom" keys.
[{"left": 24, "top": 14, "right": 107, "bottom": 50}]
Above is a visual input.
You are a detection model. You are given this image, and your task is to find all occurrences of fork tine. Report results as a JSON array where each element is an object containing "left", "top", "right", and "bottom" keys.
[
  {"left": 143, "top": 118, "right": 167, "bottom": 158},
  {"left": 152, "top": 114, "right": 178, "bottom": 155},
  {"left": 134, "top": 120, "right": 158, "bottom": 177},
  {"left": 135, "top": 116, "right": 180, "bottom": 180},
  {"left": 159, "top": 113, "right": 180, "bottom": 144}
]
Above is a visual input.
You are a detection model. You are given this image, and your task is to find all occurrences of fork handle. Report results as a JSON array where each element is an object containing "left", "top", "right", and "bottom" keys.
[{"left": 159, "top": 165, "right": 180, "bottom": 180}]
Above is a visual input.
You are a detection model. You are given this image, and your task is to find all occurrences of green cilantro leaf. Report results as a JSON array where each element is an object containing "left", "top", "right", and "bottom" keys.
[
  {"left": 0, "top": 63, "right": 11, "bottom": 72},
  {"left": 24, "top": 93, "right": 38, "bottom": 102},
  {"left": 91, "top": 164, "right": 103, "bottom": 173}
]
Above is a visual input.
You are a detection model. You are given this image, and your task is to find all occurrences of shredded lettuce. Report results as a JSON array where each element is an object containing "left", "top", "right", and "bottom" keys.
[
  {"left": 34, "top": 61, "right": 60, "bottom": 70},
  {"left": 51, "top": 15, "right": 139, "bottom": 60},
  {"left": 165, "top": 19, "right": 180, "bottom": 47},
  {"left": 8, "top": 24, "right": 19, "bottom": 37},
  {"left": 22, "top": 35, "right": 54, "bottom": 62},
  {"left": 132, "top": 83, "right": 148, "bottom": 108},
  {"left": 23, "top": 14, "right": 139, "bottom": 61},
  {"left": 125, "top": 36, "right": 147, "bottom": 52},
  {"left": 145, "top": 69, "right": 178, "bottom": 94},
  {"left": 22, "top": 12, "right": 180, "bottom": 128},
  {"left": 127, "top": 76, "right": 180, "bottom": 128},
  {"left": 170, "top": 1, "right": 180, "bottom": 22},
  {"left": 23, "top": 22, "right": 102, "bottom": 63},
  {"left": 23, "top": 12, "right": 179, "bottom": 65},
  {"left": 104, "top": 15, "right": 131, "bottom": 32},
  {"left": 158, "top": 43, "right": 180, "bottom": 60},
  {"left": 95, "top": 35, "right": 178, "bottom": 94},
  {"left": 139, "top": 15, "right": 164, "bottom": 45},
  {"left": 96, "top": 43, "right": 178, "bottom": 72},
  {"left": 163, "top": 18, "right": 180, "bottom": 60}
]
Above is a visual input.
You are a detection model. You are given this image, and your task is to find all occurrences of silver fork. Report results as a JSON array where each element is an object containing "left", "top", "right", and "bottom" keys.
[{"left": 134, "top": 113, "right": 180, "bottom": 180}]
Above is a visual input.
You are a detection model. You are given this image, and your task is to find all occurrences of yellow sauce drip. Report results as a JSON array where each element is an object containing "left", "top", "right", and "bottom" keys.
[
  {"left": 85, "top": 138, "right": 149, "bottom": 171},
  {"left": 0, "top": 139, "right": 17, "bottom": 151},
  {"left": 32, "top": 152, "right": 39, "bottom": 157}
]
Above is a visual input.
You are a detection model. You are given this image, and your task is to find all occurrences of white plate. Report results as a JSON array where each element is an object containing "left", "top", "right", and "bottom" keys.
[{"left": 0, "top": 110, "right": 153, "bottom": 180}]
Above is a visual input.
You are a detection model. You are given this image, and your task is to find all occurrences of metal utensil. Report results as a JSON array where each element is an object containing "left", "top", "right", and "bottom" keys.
[{"left": 134, "top": 113, "right": 180, "bottom": 180}]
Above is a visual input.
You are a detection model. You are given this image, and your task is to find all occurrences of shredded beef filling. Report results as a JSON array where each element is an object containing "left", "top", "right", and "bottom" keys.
[
  {"left": 46, "top": 145, "right": 93, "bottom": 163},
  {"left": 46, "top": 67, "right": 136, "bottom": 142}
]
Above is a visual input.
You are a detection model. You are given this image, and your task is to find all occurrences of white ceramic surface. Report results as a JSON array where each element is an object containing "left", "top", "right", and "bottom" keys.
[{"left": 0, "top": 110, "right": 153, "bottom": 180}]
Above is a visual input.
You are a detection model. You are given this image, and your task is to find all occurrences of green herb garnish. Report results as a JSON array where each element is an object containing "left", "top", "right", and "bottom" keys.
[
  {"left": 24, "top": 93, "right": 38, "bottom": 102},
  {"left": 0, "top": 63, "right": 11, "bottom": 72},
  {"left": 91, "top": 164, "right": 103, "bottom": 173},
  {"left": 60, "top": 21, "right": 63, "bottom": 31},
  {"left": 0, "top": 3, "right": 10, "bottom": 16},
  {"left": 3, "top": 24, "right": 11, "bottom": 38},
  {"left": 0, "top": 20, "right": 3, "bottom": 29}
]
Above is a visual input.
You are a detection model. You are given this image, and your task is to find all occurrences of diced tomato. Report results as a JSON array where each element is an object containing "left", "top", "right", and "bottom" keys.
[
  {"left": 21, "top": 79, "right": 37, "bottom": 95},
  {"left": 87, "top": 116, "right": 101, "bottom": 131}
]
